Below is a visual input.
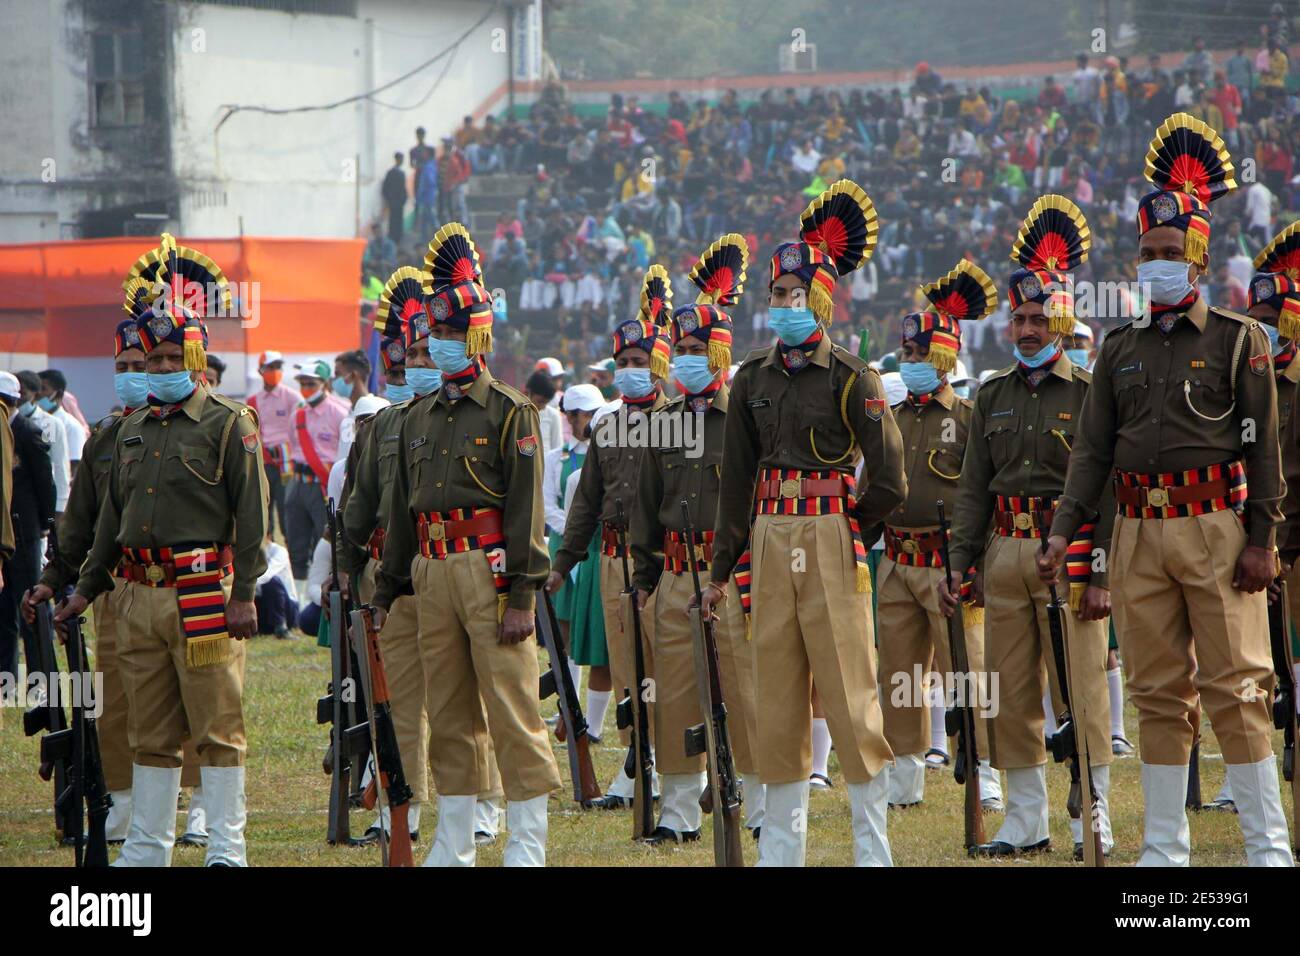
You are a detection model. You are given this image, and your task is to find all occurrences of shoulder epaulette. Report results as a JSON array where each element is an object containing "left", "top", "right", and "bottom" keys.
[
  {"left": 741, "top": 347, "right": 770, "bottom": 365},
  {"left": 488, "top": 378, "right": 534, "bottom": 410},
  {"left": 958, "top": 396, "right": 975, "bottom": 410},
  {"left": 981, "top": 364, "right": 1018, "bottom": 384},
  {"left": 1102, "top": 320, "right": 1135, "bottom": 339},
  {"left": 664, "top": 394, "right": 687, "bottom": 411},
  {"left": 1072, "top": 366, "right": 1093, "bottom": 385},
  {"left": 93, "top": 412, "right": 122, "bottom": 434},
  {"left": 1209, "top": 306, "right": 1260, "bottom": 331},
  {"left": 829, "top": 344, "right": 870, "bottom": 373}
]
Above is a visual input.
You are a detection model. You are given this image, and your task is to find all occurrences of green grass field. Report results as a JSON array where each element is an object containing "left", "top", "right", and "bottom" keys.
[{"left": 0, "top": 626, "right": 1291, "bottom": 867}]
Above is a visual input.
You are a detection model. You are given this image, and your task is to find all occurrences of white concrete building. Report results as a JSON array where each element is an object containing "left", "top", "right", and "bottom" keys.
[{"left": 0, "top": 0, "right": 536, "bottom": 243}]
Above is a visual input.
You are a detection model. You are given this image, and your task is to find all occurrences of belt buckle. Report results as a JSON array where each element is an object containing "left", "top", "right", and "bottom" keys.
[
  {"left": 1013, "top": 512, "right": 1034, "bottom": 532},
  {"left": 1146, "top": 487, "right": 1169, "bottom": 508},
  {"left": 901, "top": 539, "right": 919, "bottom": 555},
  {"left": 428, "top": 521, "right": 446, "bottom": 542},
  {"left": 779, "top": 478, "right": 801, "bottom": 499},
  {"left": 145, "top": 565, "right": 165, "bottom": 584}
]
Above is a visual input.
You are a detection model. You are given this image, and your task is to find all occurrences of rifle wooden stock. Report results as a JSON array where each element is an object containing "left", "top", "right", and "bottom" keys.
[
  {"left": 1039, "top": 511, "right": 1104, "bottom": 868},
  {"left": 536, "top": 590, "right": 601, "bottom": 804},
  {"left": 1186, "top": 740, "right": 1203, "bottom": 811},
  {"left": 680, "top": 500, "right": 743, "bottom": 867},
  {"left": 350, "top": 605, "right": 414, "bottom": 867},
  {"left": 615, "top": 501, "right": 655, "bottom": 841},
  {"left": 935, "top": 501, "right": 985, "bottom": 853},
  {"left": 1267, "top": 576, "right": 1298, "bottom": 852}
]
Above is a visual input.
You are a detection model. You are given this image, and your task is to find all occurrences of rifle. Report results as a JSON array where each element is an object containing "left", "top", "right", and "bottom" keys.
[
  {"left": 680, "top": 500, "right": 744, "bottom": 866},
  {"left": 38, "top": 613, "right": 111, "bottom": 867},
  {"left": 349, "top": 605, "right": 414, "bottom": 867},
  {"left": 1267, "top": 575, "right": 1298, "bottom": 853},
  {"left": 1039, "top": 510, "right": 1104, "bottom": 867},
  {"left": 936, "top": 500, "right": 985, "bottom": 854},
  {"left": 537, "top": 589, "right": 601, "bottom": 805},
  {"left": 1186, "top": 739, "right": 1203, "bottom": 811},
  {"left": 612, "top": 500, "right": 655, "bottom": 840},
  {"left": 22, "top": 600, "right": 72, "bottom": 842},
  {"left": 315, "top": 499, "right": 372, "bottom": 846}
]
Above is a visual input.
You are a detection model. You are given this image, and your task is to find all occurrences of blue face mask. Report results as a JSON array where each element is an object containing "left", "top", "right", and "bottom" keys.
[
  {"left": 1065, "top": 348, "right": 1091, "bottom": 369},
  {"left": 385, "top": 381, "right": 415, "bottom": 403},
  {"left": 332, "top": 376, "right": 353, "bottom": 399},
  {"left": 614, "top": 366, "right": 655, "bottom": 399},
  {"left": 114, "top": 371, "right": 149, "bottom": 408},
  {"left": 1013, "top": 341, "right": 1061, "bottom": 368},
  {"left": 20, "top": 401, "right": 36, "bottom": 417},
  {"left": 671, "top": 354, "right": 717, "bottom": 395},
  {"left": 768, "top": 307, "right": 820, "bottom": 346},
  {"left": 899, "top": 361, "right": 942, "bottom": 396},
  {"left": 953, "top": 383, "right": 972, "bottom": 399},
  {"left": 405, "top": 367, "right": 443, "bottom": 396},
  {"left": 427, "top": 338, "right": 473, "bottom": 376},
  {"left": 1137, "top": 258, "right": 1194, "bottom": 306},
  {"left": 147, "top": 370, "right": 196, "bottom": 404},
  {"left": 36, "top": 396, "right": 58, "bottom": 413},
  {"left": 1262, "top": 323, "right": 1286, "bottom": 357}
]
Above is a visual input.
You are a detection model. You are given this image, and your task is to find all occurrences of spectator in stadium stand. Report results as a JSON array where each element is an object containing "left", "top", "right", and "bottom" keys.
[
  {"left": 36, "top": 370, "right": 86, "bottom": 469},
  {"left": 1226, "top": 45, "right": 1254, "bottom": 96},
  {"left": 381, "top": 151, "right": 407, "bottom": 244},
  {"left": 438, "top": 136, "right": 472, "bottom": 225},
  {"left": 1261, "top": 37, "right": 1290, "bottom": 95},
  {"left": 247, "top": 351, "right": 301, "bottom": 542},
  {"left": 1182, "top": 35, "right": 1213, "bottom": 88},
  {"left": 412, "top": 130, "right": 439, "bottom": 239},
  {"left": 1209, "top": 70, "right": 1244, "bottom": 150}
]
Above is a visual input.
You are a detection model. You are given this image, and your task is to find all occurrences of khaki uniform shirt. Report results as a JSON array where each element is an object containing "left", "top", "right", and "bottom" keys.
[
  {"left": 710, "top": 335, "right": 906, "bottom": 587},
  {"left": 75, "top": 387, "right": 269, "bottom": 602},
  {"left": 630, "top": 386, "right": 728, "bottom": 593},
  {"left": 373, "top": 368, "right": 547, "bottom": 612},
  {"left": 1053, "top": 299, "right": 1283, "bottom": 550},
  {"left": 886, "top": 384, "right": 970, "bottom": 530},
  {"left": 553, "top": 391, "right": 670, "bottom": 578},
  {"left": 40, "top": 413, "right": 125, "bottom": 591},
  {"left": 950, "top": 352, "right": 1113, "bottom": 587}
]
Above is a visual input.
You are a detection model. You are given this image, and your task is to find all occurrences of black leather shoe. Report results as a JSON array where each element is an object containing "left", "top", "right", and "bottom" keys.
[
  {"left": 1073, "top": 842, "right": 1112, "bottom": 861},
  {"left": 474, "top": 830, "right": 496, "bottom": 846},
  {"left": 178, "top": 832, "right": 208, "bottom": 848},
  {"left": 591, "top": 794, "right": 631, "bottom": 810},
  {"left": 971, "top": 838, "right": 1051, "bottom": 857},
  {"left": 749, "top": 826, "right": 761, "bottom": 841},
  {"left": 644, "top": 826, "right": 700, "bottom": 846}
]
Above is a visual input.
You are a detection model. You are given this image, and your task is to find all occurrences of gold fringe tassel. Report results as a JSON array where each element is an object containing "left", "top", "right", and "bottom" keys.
[
  {"left": 183, "top": 331, "right": 206, "bottom": 374},
  {"left": 1184, "top": 229, "right": 1208, "bottom": 269},
  {"left": 809, "top": 280, "right": 835, "bottom": 327},
  {"left": 497, "top": 593, "right": 509, "bottom": 623},
  {"left": 650, "top": 346, "right": 671, "bottom": 381},
  {"left": 707, "top": 339, "right": 731, "bottom": 374},
  {"left": 1279, "top": 308, "right": 1300, "bottom": 344},
  {"left": 186, "top": 635, "right": 231, "bottom": 668},
  {"left": 1068, "top": 582, "right": 1087, "bottom": 612},
  {"left": 465, "top": 324, "right": 493, "bottom": 358},
  {"left": 928, "top": 342, "right": 957, "bottom": 374},
  {"left": 856, "top": 563, "right": 872, "bottom": 594},
  {"left": 962, "top": 603, "right": 984, "bottom": 628}
]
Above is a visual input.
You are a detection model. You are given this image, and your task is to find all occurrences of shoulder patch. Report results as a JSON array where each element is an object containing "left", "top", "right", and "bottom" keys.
[
  {"left": 242, "top": 432, "right": 259, "bottom": 454},
  {"left": 864, "top": 397, "right": 886, "bottom": 421},
  {"left": 515, "top": 434, "right": 538, "bottom": 457},
  {"left": 1249, "top": 352, "right": 1271, "bottom": 375}
]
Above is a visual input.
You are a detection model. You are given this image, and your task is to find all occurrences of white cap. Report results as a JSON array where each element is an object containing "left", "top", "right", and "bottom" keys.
[
  {"left": 953, "top": 357, "right": 970, "bottom": 381},
  {"left": 0, "top": 371, "right": 19, "bottom": 402},
  {"left": 1073, "top": 320, "right": 1093, "bottom": 339},
  {"left": 258, "top": 350, "right": 284, "bottom": 368},
  {"left": 353, "top": 394, "right": 390, "bottom": 418},
  {"left": 536, "top": 357, "right": 564, "bottom": 377},
  {"left": 588, "top": 359, "right": 615, "bottom": 373},
  {"left": 880, "top": 371, "right": 907, "bottom": 407},
  {"left": 294, "top": 358, "right": 331, "bottom": 381},
  {"left": 561, "top": 383, "right": 604, "bottom": 413}
]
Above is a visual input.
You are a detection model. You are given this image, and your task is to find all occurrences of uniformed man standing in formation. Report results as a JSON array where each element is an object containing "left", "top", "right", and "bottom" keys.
[
  {"left": 343, "top": 266, "right": 503, "bottom": 847},
  {"left": 876, "top": 259, "right": 1003, "bottom": 812},
  {"left": 54, "top": 234, "right": 268, "bottom": 867},
  {"left": 703, "top": 179, "right": 905, "bottom": 867},
  {"left": 1043, "top": 112, "right": 1294, "bottom": 866},
  {"left": 548, "top": 266, "right": 676, "bottom": 807},
  {"left": 940, "top": 196, "right": 1113, "bottom": 859},
  {"left": 630, "top": 235, "right": 765, "bottom": 844},
  {"left": 372, "top": 223, "right": 560, "bottom": 866}
]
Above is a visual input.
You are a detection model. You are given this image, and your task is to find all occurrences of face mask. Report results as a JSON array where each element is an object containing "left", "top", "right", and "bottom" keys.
[
  {"left": 147, "top": 370, "right": 196, "bottom": 405},
  {"left": 405, "top": 367, "right": 443, "bottom": 396},
  {"left": 20, "top": 401, "right": 35, "bottom": 417},
  {"left": 114, "top": 371, "right": 149, "bottom": 408},
  {"left": 1137, "top": 258, "right": 1194, "bottom": 306},
  {"left": 1262, "top": 323, "right": 1285, "bottom": 356},
  {"left": 768, "top": 306, "right": 820, "bottom": 346},
  {"left": 332, "top": 376, "right": 353, "bottom": 400},
  {"left": 427, "top": 338, "right": 473, "bottom": 376},
  {"left": 1065, "top": 348, "right": 1091, "bottom": 369},
  {"left": 671, "top": 354, "right": 717, "bottom": 395},
  {"left": 1013, "top": 341, "right": 1061, "bottom": 368},
  {"left": 953, "top": 383, "right": 971, "bottom": 400},
  {"left": 614, "top": 367, "right": 654, "bottom": 398},
  {"left": 261, "top": 369, "right": 283, "bottom": 388},
  {"left": 37, "top": 396, "right": 57, "bottom": 413},
  {"left": 385, "top": 382, "right": 415, "bottom": 403},
  {"left": 899, "top": 361, "right": 942, "bottom": 396}
]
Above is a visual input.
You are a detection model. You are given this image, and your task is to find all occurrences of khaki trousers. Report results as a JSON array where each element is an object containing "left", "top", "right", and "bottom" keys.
[
  {"left": 1111, "top": 509, "right": 1274, "bottom": 765},
  {"left": 411, "top": 553, "right": 560, "bottom": 801},
  {"left": 599, "top": 552, "right": 656, "bottom": 747},
  {"left": 717, "top": 578, "right": 759, "bottom": 776},
  {"left": 115, "top": 580, "right": 246, "bottom": 768},
  {"left": 749, "top": 513, "right": 892, "bottom": 784},
  {"left": 875, "top": 556, "right": 991, "bottom": 758},
  {"left": 983, "top": 535, "right": 1111, "bottom": 770}
]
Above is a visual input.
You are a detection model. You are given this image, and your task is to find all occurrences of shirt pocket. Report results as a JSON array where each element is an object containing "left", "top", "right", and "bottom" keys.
[
  {"left": 802, "top": 405, "right": 854, "bottom": 464},
  {"left": 1183, "top": 372, "right": 1234, "bottom": 423},
  {"left": 746, "top": 399, "right": 780, "bottom": 443},
  {"left": 925, "top": 440, "right": 964, "bottom": 481},
  {"left": 458, "top": 435, "right": 506, "bottom": 498},
  {"left": 170, "top": 441, "right": 218, "bottom": 485},
  {"left": 377, "top": 438, "right": 401, "bottom": 488},
  {"left": 982, "top": 409, "right": 1020, "bottom": 465},
  {"left": 117, "top": 447, "right": 147, "bottom": 494},
  {"left": 1113, "top": 366, "right": 1148, "bottom": 419},
  {"left": 1041, "top": 421, "right": 1075, "bottom": 471},
  {"left": 407, "top": 441, "right": 435, "bottom": 488}
]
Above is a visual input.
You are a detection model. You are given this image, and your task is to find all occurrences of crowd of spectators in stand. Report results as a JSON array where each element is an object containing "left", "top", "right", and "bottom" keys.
[{"left": 366, "top": 23, "right": 1300, "bottom": 380}]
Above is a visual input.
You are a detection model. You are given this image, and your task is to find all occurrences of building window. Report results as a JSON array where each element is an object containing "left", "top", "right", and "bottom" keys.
[{"left": 91, "top": 30, "right": 145, "bottom": 127}]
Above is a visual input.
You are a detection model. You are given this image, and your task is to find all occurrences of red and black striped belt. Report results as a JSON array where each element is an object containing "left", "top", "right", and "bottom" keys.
[
  {"left": 663, "top": 529, "right": 712, "bottom": 574},
  {"left": 883, "top": 526, "right": 946, "bottom": 567},
  {"left": 600, "top": 523, "right": 627, "bottom": 558},
  {"left": 1113, "top": 461, "right": 1246, "bottom": 518},
  {"left": 367, "top": 527, "right": 385, "bottom": 561},
  {"left": 116, "top": 545, "right": 233, "bottom": 588},
  {"left": 993, "top": 495, "right": 1056, "bottom": 538},
  {"left": 416, "top": 507, "right": 504, "bottom": 558}
]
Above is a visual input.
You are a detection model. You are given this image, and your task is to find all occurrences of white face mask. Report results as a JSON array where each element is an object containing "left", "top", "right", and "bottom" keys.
[{"left": 1137, "top": 259, "right": 1195, "bottom": 306}]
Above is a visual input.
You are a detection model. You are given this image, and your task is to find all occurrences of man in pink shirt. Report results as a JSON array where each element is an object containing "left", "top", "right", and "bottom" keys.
[
  {"left": 284, "top": 358, "right": 349, "bottom": 589},
  {"left": 246, "top": 350, "right": 302, "bottom": 542}
]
